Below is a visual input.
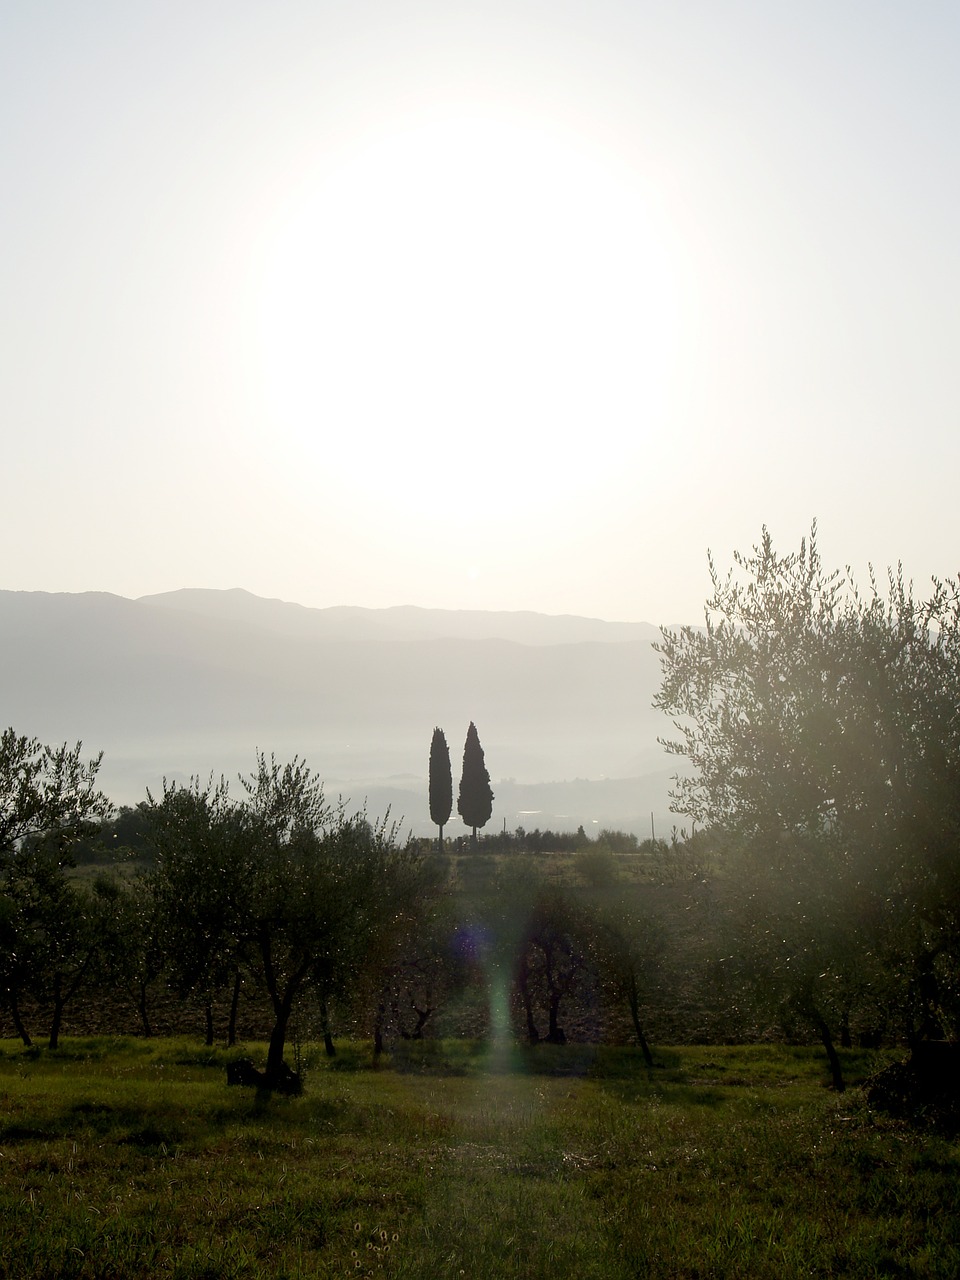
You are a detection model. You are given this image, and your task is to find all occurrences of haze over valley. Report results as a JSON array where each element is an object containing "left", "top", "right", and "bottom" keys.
[{"left": 1, "top": 587, "right": 677, "bottom": 838}]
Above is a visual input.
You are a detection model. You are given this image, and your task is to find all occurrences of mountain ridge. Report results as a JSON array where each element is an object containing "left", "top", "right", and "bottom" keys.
[{"left": 135, "top": 587, "right": 662, "bottom": 646}]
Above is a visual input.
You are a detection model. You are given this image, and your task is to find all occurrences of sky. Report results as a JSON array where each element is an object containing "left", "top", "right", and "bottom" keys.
[{"left": 3, "top": 1, "right": 959, "bottom": 626}]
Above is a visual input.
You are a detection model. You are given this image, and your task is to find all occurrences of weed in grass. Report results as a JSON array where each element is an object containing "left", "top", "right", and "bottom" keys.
[{"left": 339, "top": 1220, "right": 404, "bottom": 1278}]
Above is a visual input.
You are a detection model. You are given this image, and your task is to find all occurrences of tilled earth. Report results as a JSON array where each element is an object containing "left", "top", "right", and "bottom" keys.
[{"left": 0, "top": 974, "right": 684, "bottom": 1051}]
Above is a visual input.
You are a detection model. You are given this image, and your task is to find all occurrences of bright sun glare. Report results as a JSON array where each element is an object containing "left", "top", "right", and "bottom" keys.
[{"left": 251, "top": 108, "right": 681, "bottom": 519}]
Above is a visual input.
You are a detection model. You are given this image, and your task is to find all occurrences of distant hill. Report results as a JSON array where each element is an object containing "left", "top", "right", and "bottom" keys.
[
  {"left": 0, "top": 589, "right": 683, "bottom": 836},
  {"left": 137, "top": 588, "right": 662, "bottom": 646}
]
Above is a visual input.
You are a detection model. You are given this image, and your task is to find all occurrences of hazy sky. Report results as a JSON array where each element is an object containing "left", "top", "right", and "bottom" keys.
[{"left": 4, "top": 2, "right": 958, "bottom": 625}]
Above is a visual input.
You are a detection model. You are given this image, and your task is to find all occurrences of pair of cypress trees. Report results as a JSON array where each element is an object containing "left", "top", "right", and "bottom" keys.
[{"left": 429, "top": 723, "right": 494, "bottom": 850}]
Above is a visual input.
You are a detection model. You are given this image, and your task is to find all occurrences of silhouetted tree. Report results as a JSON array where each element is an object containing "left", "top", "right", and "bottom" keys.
[
  {"left": 429, "top": 727, "right": 453, "bottom": 853},
  {"left": 457, "top": 722, "right": 494, "bottom": 848}
]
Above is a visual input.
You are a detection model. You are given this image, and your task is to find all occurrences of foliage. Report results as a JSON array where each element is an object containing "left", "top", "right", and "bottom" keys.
[
  {"left": 574, "top": 847, "right": 620, "bottom": 889},
  {"left": 453, "top": 825, "right": 593, "bottom": 855},
  {"left": 71, "top": 804, "right": 154, "bottom": 865},
  {"left": 594, "top": 828, "right": 639, "bottom": 853},
  {"left": 457, "top": 721, "right": 494, "bottom": 843},
  {"left": 0, "top": 729, "right": 111, "bottom": 856}
]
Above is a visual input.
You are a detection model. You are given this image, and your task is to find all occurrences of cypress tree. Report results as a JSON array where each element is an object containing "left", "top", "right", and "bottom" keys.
[
  {"left": 428, "top": 727, "right": 452, "bottom": 853},
  {"left": 457, "top": 721, "right": 494, "bottom": 847}
]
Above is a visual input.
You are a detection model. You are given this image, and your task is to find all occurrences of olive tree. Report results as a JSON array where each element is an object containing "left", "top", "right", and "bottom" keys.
[
  {"left": 516, "top": 884, "right": 591, "bottom": 1045},
  {"left": 654, "top": 525, "right": 960, "bottom": 1083},
  {"left": 0, "top": 843, "right": 114, "bottom": 1047},
  {"left": 0, "top": 731, "right": 111, "bottom": 1044},
  {"left": 588, "top": 898, "right": 660, "bottom": 1066},
  {"left": 145, "top": 776, "right": 250, "bottom": 1045},
  {"left": 99, "top": 870, "right": 173, "bottom": 1039},
  {"left": 239, "top": 754, "right": 427, "bottom": 1084}
]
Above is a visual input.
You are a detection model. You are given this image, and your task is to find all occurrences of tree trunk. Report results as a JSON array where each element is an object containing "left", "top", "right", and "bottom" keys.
[
  {"left": 262, "top": 958, "right": 311, "bottom": 1086},
  {"left": 914, "top": 948, "right": 945, "bottom": 1041},
  {"left": 8, "top": 991, "right": 31, "bottom": 1047},
  {"left": 266, "top": 1005, "right": 293, "bottom": 1082},
  {"left": 137, "top": 980, "right": 152, "bottom": 1037},
  {"left": 373, "top": 1003, "right": 385, "bottom": 1064},
  {"left": 840, "top": 1009, "right": 852, "bottom": 1049},
  {"left": 204, "top": 1003, "right": 214, "bottom": 1047},
  {"left": 319, "top": 993, "right": 336, "bottom": 1057},
  {"left": 47, "top": 950, "right": 95, "bottom": 1050},
  {"left": 546, "top": 994, "right": 566, "bottom": 1044},
  {"left": 518, "top": 965, "right": 539, "bottom": 1043},
  {"left": 626, "top": 976, "right": 655, "bottom": 1068},
  {"left": 817, "top": 1019, "right": 846, "bottom": 1092},
  {"left": 397, "top": 1001, "right": 433, "bottom": 1039},
  {"left": 48, "top": 1002, "right": 65, "bottom": 1050},
  {"left": 515, "top": 951, "right": 540, "bottom": 1043},
  {"left": 797, "top": 996, "right": 845, "bottom": 1092},
  {"left": 48, "top": 975, "right": 65, "bottom": 1050},
  {"left": 227, "top": 971, "right": 241, "bottom": 1047},
  {"left": 436, "top": 823, "right": 444, "bottom": 855}
]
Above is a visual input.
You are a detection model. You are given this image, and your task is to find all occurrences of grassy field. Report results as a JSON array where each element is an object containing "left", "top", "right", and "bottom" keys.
[{"left": 0, "top": 1038, "right": 957, "bottom": 1279}]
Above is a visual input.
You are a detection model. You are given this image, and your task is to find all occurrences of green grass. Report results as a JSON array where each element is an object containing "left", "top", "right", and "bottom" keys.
[{"left": 0, "top": 1038, "right": 957, "bottom": 1278}]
